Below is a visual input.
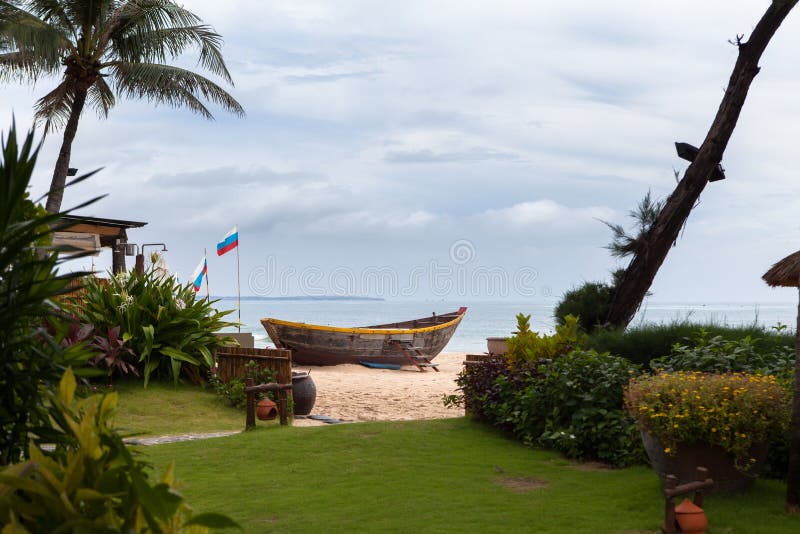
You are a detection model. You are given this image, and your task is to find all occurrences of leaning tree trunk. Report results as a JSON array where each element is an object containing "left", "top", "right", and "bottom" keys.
[
  {"left": 45, "top": 85, "right": 89, "bottom": 214},
  {"left": 606, "top": 0, "right": 798, "bottom": 328}
]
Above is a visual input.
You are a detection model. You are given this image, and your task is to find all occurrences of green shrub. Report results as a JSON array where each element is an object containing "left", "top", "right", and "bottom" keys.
[
  {"left": 554, "top": 281, "right": 613, "bottom": 333},
  {"left": 649, "top": 329, "right": 793, "bottom": 376},
  {"left": 211, "top": 360, "right": 277, "bottom": 409},
  {"left": 455, "top": 339, "right": 643, "bottom": 466},
  {"left": 534, "top": 350, "right": 643, "bottom": 466},
  {"left": 584, "top": 321, "right": 794, "bottom": 367},
  {"left": 0, "top": 369, "right": 239, "bottom": 532},
  {"left": 75, "top": 268, "right": 235, "bottom": 385},
  {"left": 0, "top": 123, "right": 95, "bottom": 465}
]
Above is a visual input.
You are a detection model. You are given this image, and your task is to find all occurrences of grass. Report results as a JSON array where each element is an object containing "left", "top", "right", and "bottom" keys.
[
  {"left": 111, "top": 380, "right": 247, "bottom": 437},
  {"left": 141, "top": 418, "right": 800, "bottom": 533}
]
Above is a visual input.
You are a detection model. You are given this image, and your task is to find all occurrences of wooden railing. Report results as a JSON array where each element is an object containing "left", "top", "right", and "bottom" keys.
[
  {"left": 215, "top": 347, "right": 293, "bottom": 426},
  {"left": 215, "top": 347, "right": 292, "bottom": 384}
]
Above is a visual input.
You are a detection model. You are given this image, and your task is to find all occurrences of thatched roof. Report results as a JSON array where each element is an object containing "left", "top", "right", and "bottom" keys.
[{"left": 762, "top": 250, "right": 800, "bottom": 287}]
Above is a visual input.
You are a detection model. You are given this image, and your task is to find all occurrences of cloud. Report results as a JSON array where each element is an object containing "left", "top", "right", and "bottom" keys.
[
  {"left": 7, "top": 0, "right": 800, "bottom": 303},
  {"left": 481, "top": 200, "right": 615, "bottom": 233},
  {"left": 284, "top": 70, "right": 381, "bottom": 84},
  {"left": 384, "top": 147, "right": 520, "bottom": 164}
]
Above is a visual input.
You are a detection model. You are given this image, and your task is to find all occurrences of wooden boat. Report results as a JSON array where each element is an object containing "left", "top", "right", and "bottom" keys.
[{"left": 261, "top": 308, "right": 467, "bottom": 366}]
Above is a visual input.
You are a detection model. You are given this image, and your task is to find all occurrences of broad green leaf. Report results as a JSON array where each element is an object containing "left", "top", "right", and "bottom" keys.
[
  {"left": 131, "top": 473, "right": 182, "bottom": 522},
  {"left": 0, "top": 462, "right": 36, "bottom": 497},
  {"left": 160, "top": 347, "right": 200, "bottom": 365},
  {"left": 59, "top": 367, "right": 76, "bottom": 406}
]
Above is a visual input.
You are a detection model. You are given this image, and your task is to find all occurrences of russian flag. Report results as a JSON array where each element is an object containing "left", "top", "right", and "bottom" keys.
[
  {"left": 217, "top": 226, "right": 238, "bottom": 256},
  {"left": 191, "top": 256, "right": 207, "bottom": 292}
]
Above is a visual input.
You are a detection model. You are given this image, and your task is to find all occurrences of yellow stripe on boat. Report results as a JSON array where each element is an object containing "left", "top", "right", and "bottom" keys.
[{"left": 262, "top": 313, "right": 465, "bottom": 335}]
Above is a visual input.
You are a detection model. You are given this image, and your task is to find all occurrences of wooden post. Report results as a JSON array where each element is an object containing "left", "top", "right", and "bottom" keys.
[
  {"left": 244, "top": 381, "right": 293, "bottom": 429},
  {"left": 663, "top": 475, "right": 678, "bottom": 534},
  {"left": 693, "top": 467, "right": 709, "bottom": 508},
  {"left": 662, "top": 467, "right": 714, "bottom": 533},
  {"left": 112, "top": 233, "right": 127, "bottom": 274},
  {"left": 278, "top": 388, "right": 288, "bottom": 426},
  {"left": 135, "top": 253, "right": 145, "bottom": 275},
  {"left": 245, "top": 377, "right": 255, "bottom": 430}
]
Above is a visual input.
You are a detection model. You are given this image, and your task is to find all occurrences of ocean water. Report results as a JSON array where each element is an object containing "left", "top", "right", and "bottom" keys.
[{"left": 211, "top": 299, "right": 797, "bottom": 354}]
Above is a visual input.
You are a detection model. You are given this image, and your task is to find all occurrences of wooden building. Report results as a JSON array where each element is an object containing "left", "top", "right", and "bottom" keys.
[{"left": 58, "top": 215, "right": 147, "bottom": 273}]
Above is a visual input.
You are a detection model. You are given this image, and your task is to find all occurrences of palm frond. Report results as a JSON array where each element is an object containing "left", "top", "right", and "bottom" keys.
[
  {"left": 33, "top": 79, "right": 73, "bottom": 130},
  {"left": 110, "top": 61, "right": 244, "bottom": 118},
  {"left": 23, "top": 0, "right": 77, "bottom": 40},
  {"left": 0, "top": 1, "right": 73, "bottom": 82},
  {"left": 110, "top": 23, "right": 233, "bottom": 84},
  {"left": 86, "top": 74, "right": 115, "bottom": 117}
]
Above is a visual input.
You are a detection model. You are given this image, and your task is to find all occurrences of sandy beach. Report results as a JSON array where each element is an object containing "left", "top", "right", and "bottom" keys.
[{"left": 292, "top": 352, "right": 467, "bottom": 426}]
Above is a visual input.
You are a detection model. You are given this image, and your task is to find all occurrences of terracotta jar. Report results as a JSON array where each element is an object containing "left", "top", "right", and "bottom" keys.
[
  {"left": 674, "top": 498, "right": 708, "bottom": 534},
  {"left": 256, "top": 398, "right": 278, "bottom": 420}
]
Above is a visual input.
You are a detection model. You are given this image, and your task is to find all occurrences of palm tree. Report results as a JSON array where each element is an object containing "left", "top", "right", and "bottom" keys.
[{"left": 0, "top": 0, "right": 244, "bottom": 213}]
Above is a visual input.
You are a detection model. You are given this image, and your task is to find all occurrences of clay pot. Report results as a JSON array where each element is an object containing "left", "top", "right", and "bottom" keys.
[
  {"left": 256, "top": 398, "right": 278, "bottom": 420},
  {"left": 674, "top": 498, "right": 708, "bottom": 534},
  {"left": 291, "top": 371, "right": 317, "bottom": 416}
]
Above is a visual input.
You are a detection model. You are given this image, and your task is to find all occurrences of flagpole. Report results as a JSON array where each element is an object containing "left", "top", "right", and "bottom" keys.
[
  {"left": 236, "top": 225, "right": 241, "bottom": 332},
  {"left": 204, "top": 248, "right": 211, "bottom": 299}
]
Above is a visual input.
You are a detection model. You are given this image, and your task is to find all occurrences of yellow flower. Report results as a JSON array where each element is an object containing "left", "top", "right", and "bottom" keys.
[{"left": 664, "top": 447, "right": 671, "bottom": 453}]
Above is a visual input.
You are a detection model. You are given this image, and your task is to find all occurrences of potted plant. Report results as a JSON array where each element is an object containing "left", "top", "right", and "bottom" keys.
[{"left": 625, "top": 371, "right": 790, "bottom": 493}]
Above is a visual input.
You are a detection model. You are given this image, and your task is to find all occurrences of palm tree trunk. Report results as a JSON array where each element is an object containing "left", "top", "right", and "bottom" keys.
[
  {"left": 606, "top": 0, "right": 798, "bottom": 328},
  {"left": 45, "top": 86, "right": 88, "bottom": 214}
]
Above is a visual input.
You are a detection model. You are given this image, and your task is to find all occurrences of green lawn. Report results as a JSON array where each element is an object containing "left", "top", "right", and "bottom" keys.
[
  {"left": 112, "top": 381, "right": 248, "bottom": 437},
  {"left": 141, "top": 418, "right": 799, "bottom": 533}
]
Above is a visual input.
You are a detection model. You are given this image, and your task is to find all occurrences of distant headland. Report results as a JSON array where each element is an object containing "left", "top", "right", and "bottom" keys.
[{"left": 215, "top": 296, "right": 385, "bottom": 302}]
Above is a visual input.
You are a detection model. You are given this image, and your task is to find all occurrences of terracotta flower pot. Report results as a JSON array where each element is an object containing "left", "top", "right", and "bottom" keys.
[
  {"left": 674, "top": 498, "right": 708, "bottom": 534},
  {"left": 640, "top": 429, "right": 767, "bottom": 494},
  {"left": 256, "top": 398, "right": 278, "bottom": 420}
]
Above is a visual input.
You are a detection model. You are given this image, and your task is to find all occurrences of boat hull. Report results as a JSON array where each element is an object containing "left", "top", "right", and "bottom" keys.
[{"left": 261, "top": 309, "right": 466, "bottom": 366}]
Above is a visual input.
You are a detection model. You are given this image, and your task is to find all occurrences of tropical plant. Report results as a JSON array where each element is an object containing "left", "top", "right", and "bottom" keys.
[
  {"left": 74, "top": 267, "right": 235, "bottom": 385},
  {"left": 50, "top": 320, "right": 139, "bottom": 378},
  {"left": 625, "top": 371, "right": 791, "bottom": 469},
  {"left": 0, "top": 368, "right": 240, "bottom": 532},
  {"left": 0, "top": 121, "right": 98, "bottom": 465},
  {"left": 505, "top": 313, "right": 581, "bottom": 364},
  {"left": 0, "top": 0, "right": 245, "bottom": 213}
]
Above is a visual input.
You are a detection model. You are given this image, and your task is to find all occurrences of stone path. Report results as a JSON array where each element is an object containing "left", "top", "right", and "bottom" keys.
[
  {"left": 124, "top": 431, "right": 239, "bottom": 446},
  {"left": 122, "top": 416, "right": 348, "bottom": 446}
]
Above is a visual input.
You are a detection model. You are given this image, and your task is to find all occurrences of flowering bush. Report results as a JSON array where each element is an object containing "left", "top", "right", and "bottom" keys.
[{"left": 625, "top": 371, "right": 790, "bottom": 467}]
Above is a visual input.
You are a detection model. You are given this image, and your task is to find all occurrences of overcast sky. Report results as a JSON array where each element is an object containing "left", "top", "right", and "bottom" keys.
[{"left": 3, "top": 1, "right": 800, "bottom": 303}]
